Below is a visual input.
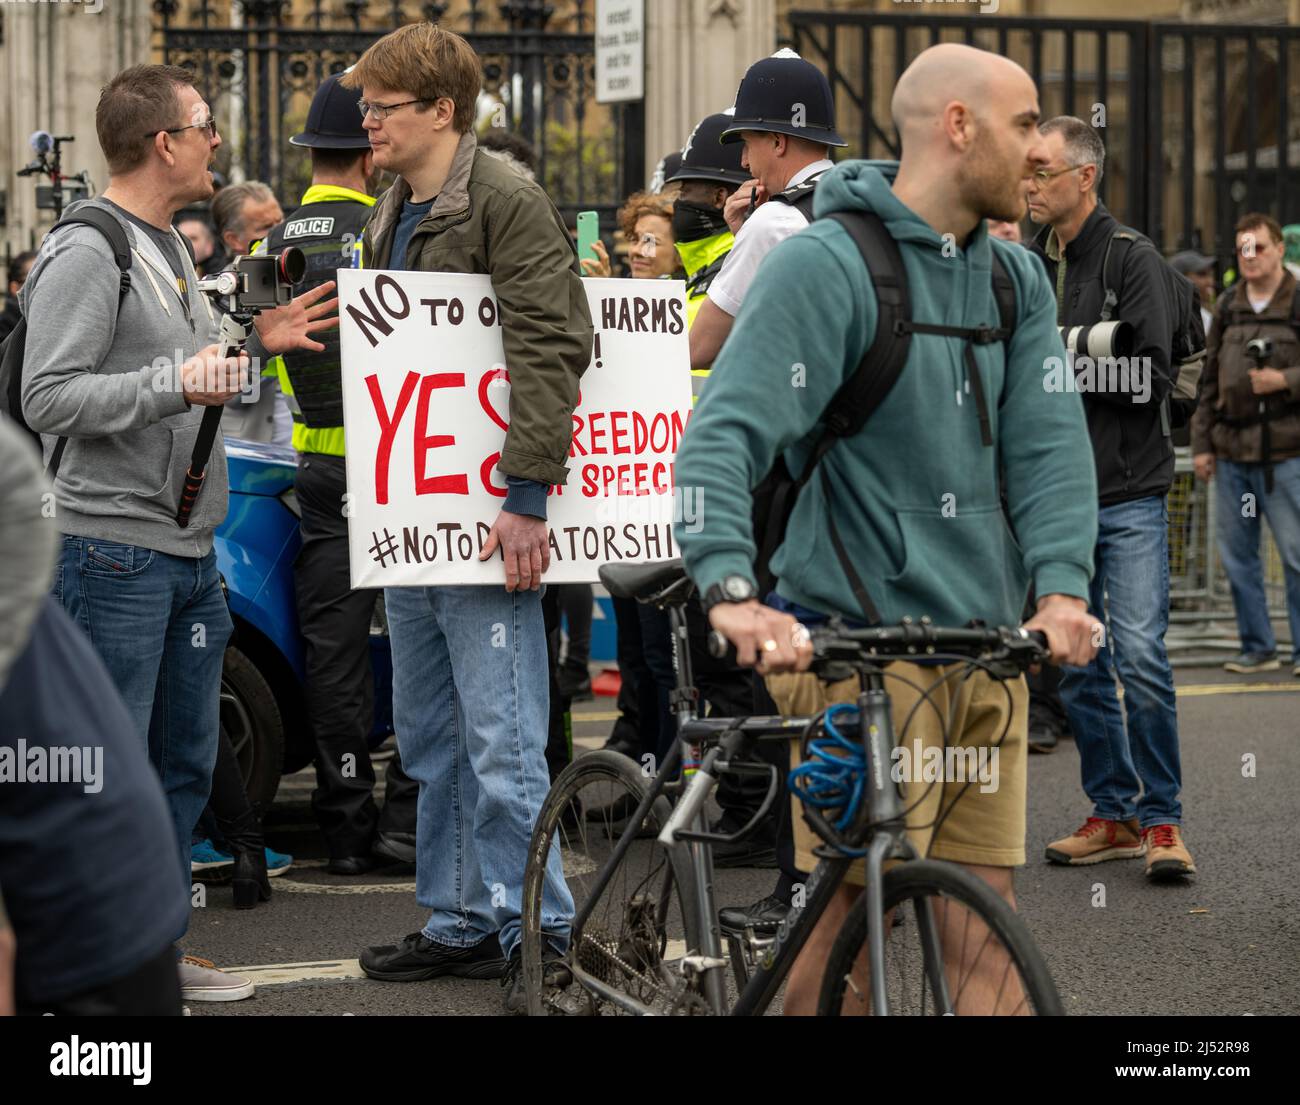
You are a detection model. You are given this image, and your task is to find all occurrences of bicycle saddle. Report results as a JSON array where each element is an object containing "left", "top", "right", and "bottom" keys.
[{"left": 599, "top": 559, "right": 689, "bottom": 601}]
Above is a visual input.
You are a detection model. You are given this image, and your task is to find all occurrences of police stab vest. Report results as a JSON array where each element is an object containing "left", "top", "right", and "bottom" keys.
[{"left": 261, "top": 195, "right": 372, "bottom": 429}]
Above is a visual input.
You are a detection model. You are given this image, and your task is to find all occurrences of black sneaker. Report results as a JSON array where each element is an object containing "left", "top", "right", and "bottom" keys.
[
  {"left": 708, "top": 819, "right": 777, "bottom": 869},
  {"left": 360, "top": 932, "right": 506, "bottom": 982},
  {"left": 719, "top": 894, "right": 789, "bottom": 935},
  {"left": 585, "top": 792, "right": 656, "bottom": 839},
  {"left": 557, "top": 667, "right": 593, "bottom": 701},
  {"left": 1027, "top": 725, "right": 1059, "bottom": 754},
  {"left": 371, "top": 831, "right": 417, "bottom": 870},
  {"left": 502, "top": 946, "right": 573, "bottom": 1015}
]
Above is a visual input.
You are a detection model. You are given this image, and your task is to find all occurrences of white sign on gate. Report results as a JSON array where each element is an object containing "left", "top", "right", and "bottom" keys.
[
  {"left": 595, "top": 0, "right": 644, "bottom": 104},
  {"left": 339, "top": 270, "right": 693, "bottom": 587}
]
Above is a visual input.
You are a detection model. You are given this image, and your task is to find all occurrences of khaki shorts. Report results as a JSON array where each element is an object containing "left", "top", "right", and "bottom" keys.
[{"left": 767, "top": 662, "right": 1028, "bottom": 884}]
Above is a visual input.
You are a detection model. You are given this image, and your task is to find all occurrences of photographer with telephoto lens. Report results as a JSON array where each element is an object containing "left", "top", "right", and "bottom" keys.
[{"left": 1027, "top": 116, "right": 1197, "bottom": 881}]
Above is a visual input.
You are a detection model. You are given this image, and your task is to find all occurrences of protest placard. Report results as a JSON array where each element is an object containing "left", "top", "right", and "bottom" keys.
[{"left": 339, "top": 270, "right": 694, "bottom": 586}]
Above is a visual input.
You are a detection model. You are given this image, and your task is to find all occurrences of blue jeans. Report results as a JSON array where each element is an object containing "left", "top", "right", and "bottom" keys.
[
  {"left": 52, "top": 537, "right": 232, "bottom": 892},
  {"left": 384, "top": 584, "right": 574, "bottom": 958},
  {"left": 1214, "top": 457, "right": 1300, "bottom": 662},
  {"left": 1058, "top": 496, "right": 1183, "bottom": 828}
]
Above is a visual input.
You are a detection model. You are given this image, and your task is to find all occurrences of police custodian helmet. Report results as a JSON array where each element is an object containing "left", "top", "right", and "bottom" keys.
[
  {"left": 720, "top": 49, "right": 847, "bottom": 148},
  {"left": 667, "top": 110, "right": 749, "bottom": 187},
  {"left": 290, "top": 71, "right": 372, "bottom": 149}
]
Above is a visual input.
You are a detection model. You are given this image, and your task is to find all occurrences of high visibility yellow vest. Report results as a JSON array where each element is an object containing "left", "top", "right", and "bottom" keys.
[
  {"left": 676, "top": 230, "right": 733, "bottom": 403},
  {"left": 261, "top": 184, "right": 376, "bottom": 456}
]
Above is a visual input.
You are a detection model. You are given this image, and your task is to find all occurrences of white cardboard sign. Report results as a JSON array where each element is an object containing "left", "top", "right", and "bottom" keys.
[{"left": 339, "top": 270, "right": 693, "bottom": 587}]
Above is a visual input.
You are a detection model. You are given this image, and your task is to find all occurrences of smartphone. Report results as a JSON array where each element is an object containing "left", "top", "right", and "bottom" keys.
[{"left": 576, "top": 210, "right": 600, "bottom": 270}]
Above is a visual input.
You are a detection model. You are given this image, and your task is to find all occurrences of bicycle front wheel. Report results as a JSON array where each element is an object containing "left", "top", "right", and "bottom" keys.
[
  {"left": 521, "top": 750, "right": 701, "bottom": 1016},
  {"left": 816, "top": 860, "right": 1062, "bottom": 1016}
]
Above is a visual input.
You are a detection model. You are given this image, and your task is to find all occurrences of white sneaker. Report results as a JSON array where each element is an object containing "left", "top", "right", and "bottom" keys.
[{"left": 178, "top": 955, "right": 255, "bottom": 1002}]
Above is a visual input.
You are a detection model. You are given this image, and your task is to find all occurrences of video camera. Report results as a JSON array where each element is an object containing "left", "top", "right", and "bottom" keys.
[
  {"left": 177, "top": 246, "right": 306, "bottom": 530},
  {"left": 196, "top": 248, "right": 306, "bottom": 315},
  {"left": 17, "top": 131, "right": 92, "bottom": 219}
]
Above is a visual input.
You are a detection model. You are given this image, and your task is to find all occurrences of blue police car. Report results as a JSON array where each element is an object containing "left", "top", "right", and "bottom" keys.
[{"left": 215, "top": 439, "right": 392, "bottom": 808}]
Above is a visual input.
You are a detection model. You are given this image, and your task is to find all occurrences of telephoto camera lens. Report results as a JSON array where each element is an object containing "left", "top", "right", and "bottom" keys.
[{"left": 1059, "top": 320, "right": 1135, "bottom": 359}]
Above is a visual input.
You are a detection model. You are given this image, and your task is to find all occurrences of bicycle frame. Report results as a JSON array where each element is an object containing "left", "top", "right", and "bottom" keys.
[{"left": 564, "top": 598, "right": 948, "bottom": 1016}]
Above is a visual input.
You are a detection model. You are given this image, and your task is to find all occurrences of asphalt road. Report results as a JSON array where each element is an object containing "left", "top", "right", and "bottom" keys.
[{"left": 187, "top": 665, "right": 1300, "bottom": 1017}]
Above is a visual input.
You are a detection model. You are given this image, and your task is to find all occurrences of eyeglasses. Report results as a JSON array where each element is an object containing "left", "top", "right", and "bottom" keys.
[
  {"left": 1031, "top": 164, "right": 1085, "bottom": 184},
  {"left": 151, "top": 116, "right": 218, "bottom": 141},
  {"left": 357, "top": 98, "right": 430, "bottom": 122}
]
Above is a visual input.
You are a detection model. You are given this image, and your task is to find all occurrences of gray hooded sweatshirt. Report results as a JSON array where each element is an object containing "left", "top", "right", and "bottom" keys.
[{"left": 19, "top": 197, "right": 230, "bottom": 558}]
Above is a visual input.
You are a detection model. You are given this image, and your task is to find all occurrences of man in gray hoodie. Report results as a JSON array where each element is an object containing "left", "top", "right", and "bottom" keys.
[{"left": 20, "top": 64, "right": 335, "bottom": 1003}]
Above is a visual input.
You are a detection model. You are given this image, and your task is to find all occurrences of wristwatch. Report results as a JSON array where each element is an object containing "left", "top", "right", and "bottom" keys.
[{"left": 702, "top": 574, "right": 758, "bottom": 612}]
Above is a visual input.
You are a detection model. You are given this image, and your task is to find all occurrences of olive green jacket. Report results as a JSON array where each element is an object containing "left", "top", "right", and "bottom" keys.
[{"left": 362, "top": 129, "right": 593, "bottom": 485}]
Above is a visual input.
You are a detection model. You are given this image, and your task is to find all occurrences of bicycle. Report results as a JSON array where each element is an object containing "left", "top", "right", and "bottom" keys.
[{"left": 520, "top": 559, "right": 1063, "bottom": 1016}]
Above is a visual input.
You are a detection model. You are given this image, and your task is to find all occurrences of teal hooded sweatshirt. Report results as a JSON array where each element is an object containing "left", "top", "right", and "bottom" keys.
[{"left": 673, "top": 160, "right": 1097, "bottom": 628}]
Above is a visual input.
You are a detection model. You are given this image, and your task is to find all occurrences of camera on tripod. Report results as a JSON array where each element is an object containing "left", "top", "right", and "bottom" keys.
[
  {"left": 1059, "top": 319, "right": 1135, "bottom": 360},
  {"left": 17, "top": 131, "right": 92, "bottom": 219},
  {"left": 196, "top": 247, "right": 307, "bottom": 314},
  {"left": 1246, "top": 336, "right": 1273, "bottom": 367}
]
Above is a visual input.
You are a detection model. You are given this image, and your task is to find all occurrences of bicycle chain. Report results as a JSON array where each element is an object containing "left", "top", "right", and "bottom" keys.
[{"left": 560, "top": 930, "right": 707, "bottom": 1015}]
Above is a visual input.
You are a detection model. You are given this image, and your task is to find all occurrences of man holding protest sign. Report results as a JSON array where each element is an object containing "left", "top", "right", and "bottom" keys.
[{"left": 341, "top": 23, "right": 588, "bottom": 1012}]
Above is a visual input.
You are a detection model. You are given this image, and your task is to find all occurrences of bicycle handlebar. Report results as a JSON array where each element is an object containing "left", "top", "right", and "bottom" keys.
[{"left": 707, "top": 621, "right": 1050, "bottom": 678}]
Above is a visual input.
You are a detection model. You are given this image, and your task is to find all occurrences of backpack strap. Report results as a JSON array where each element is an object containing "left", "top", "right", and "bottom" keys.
[
  {"left": 890, "top": 254, "right": 1015, "bottom": 448},
  {"left": 793, "top": 210, "right": 913, "bottom": 624},
  {"left": 1100, "top": 229, "right": 1140, "bottom": 322},
  {"left": 817, "top": 211, "right": 912, "bottom": 441},
  {"left": 39, "top": 207, "right": 134, "bottom": 478},
  {"left": 991, "top": 250, "right": 1016, "bottom": 336},
  {"left": 57, "top": 207, "right": 133, "bottom": 292}
]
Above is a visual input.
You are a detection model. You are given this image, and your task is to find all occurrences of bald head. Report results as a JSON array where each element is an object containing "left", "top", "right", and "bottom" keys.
[
  {"left": 891, "top": 44, "right": 1034, "bottom": 144},
  {"left": 889, "top": 44, "right": 1049, "bottom": 235}
]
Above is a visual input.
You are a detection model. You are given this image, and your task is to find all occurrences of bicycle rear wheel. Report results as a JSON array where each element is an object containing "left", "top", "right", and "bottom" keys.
[
  {"left": 521, "top": 750, "right": 702, "bottom": 1016},
  {"left": 816, "top": 860, "right": 1062, "bottom": 1016}
]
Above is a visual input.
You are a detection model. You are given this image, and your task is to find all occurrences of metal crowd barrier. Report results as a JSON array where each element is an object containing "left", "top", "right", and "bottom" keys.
[{"left": 1165, "top": 448, "right": 1292, "bottom": 666}]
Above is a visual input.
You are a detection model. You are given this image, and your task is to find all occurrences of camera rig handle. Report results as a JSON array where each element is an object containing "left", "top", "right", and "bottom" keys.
[
  {"left": 175, "top": 246, "right": 305, "bottom": 528},
  {"left": 176, "top": 311, "right": 252, "bottom": 529}
]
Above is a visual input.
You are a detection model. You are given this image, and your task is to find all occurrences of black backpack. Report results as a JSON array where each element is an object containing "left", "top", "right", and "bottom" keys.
[
  {"left": 0, "top": 207, "right": 134, "bottom": 477},
  {"left": 1099, "top": 228, "right": 1207, "bottom": 439},
  {"left": 750, "top": 211, "right": 1017, "bottom": 622}
]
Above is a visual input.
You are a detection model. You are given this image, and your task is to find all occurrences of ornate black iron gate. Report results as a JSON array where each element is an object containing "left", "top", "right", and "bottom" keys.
[
  {"left": 787, "top": 10, "right": 1300, "bottom": 276},
  {"left": 153, "top": 1, "right": 640, "bottom": 227}
]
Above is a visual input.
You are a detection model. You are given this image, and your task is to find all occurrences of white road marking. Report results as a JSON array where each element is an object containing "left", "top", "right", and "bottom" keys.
[
  {"left": 1174, "top": 682, "right": 1300, "bottom": 697},
  {"left": 273, "top": 878, "right": 416, "bottom": 894},
  {"left": 229, "top": 943, "right": 695, "bottom": 989},
  {"left": 228, "top": 959, "right": 367, "bottom": 985}
]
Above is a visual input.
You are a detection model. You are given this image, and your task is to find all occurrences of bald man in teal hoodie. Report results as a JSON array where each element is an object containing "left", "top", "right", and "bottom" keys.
[{"left": 674, "top": 44, "right": 1103, "bottom": 1014}]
